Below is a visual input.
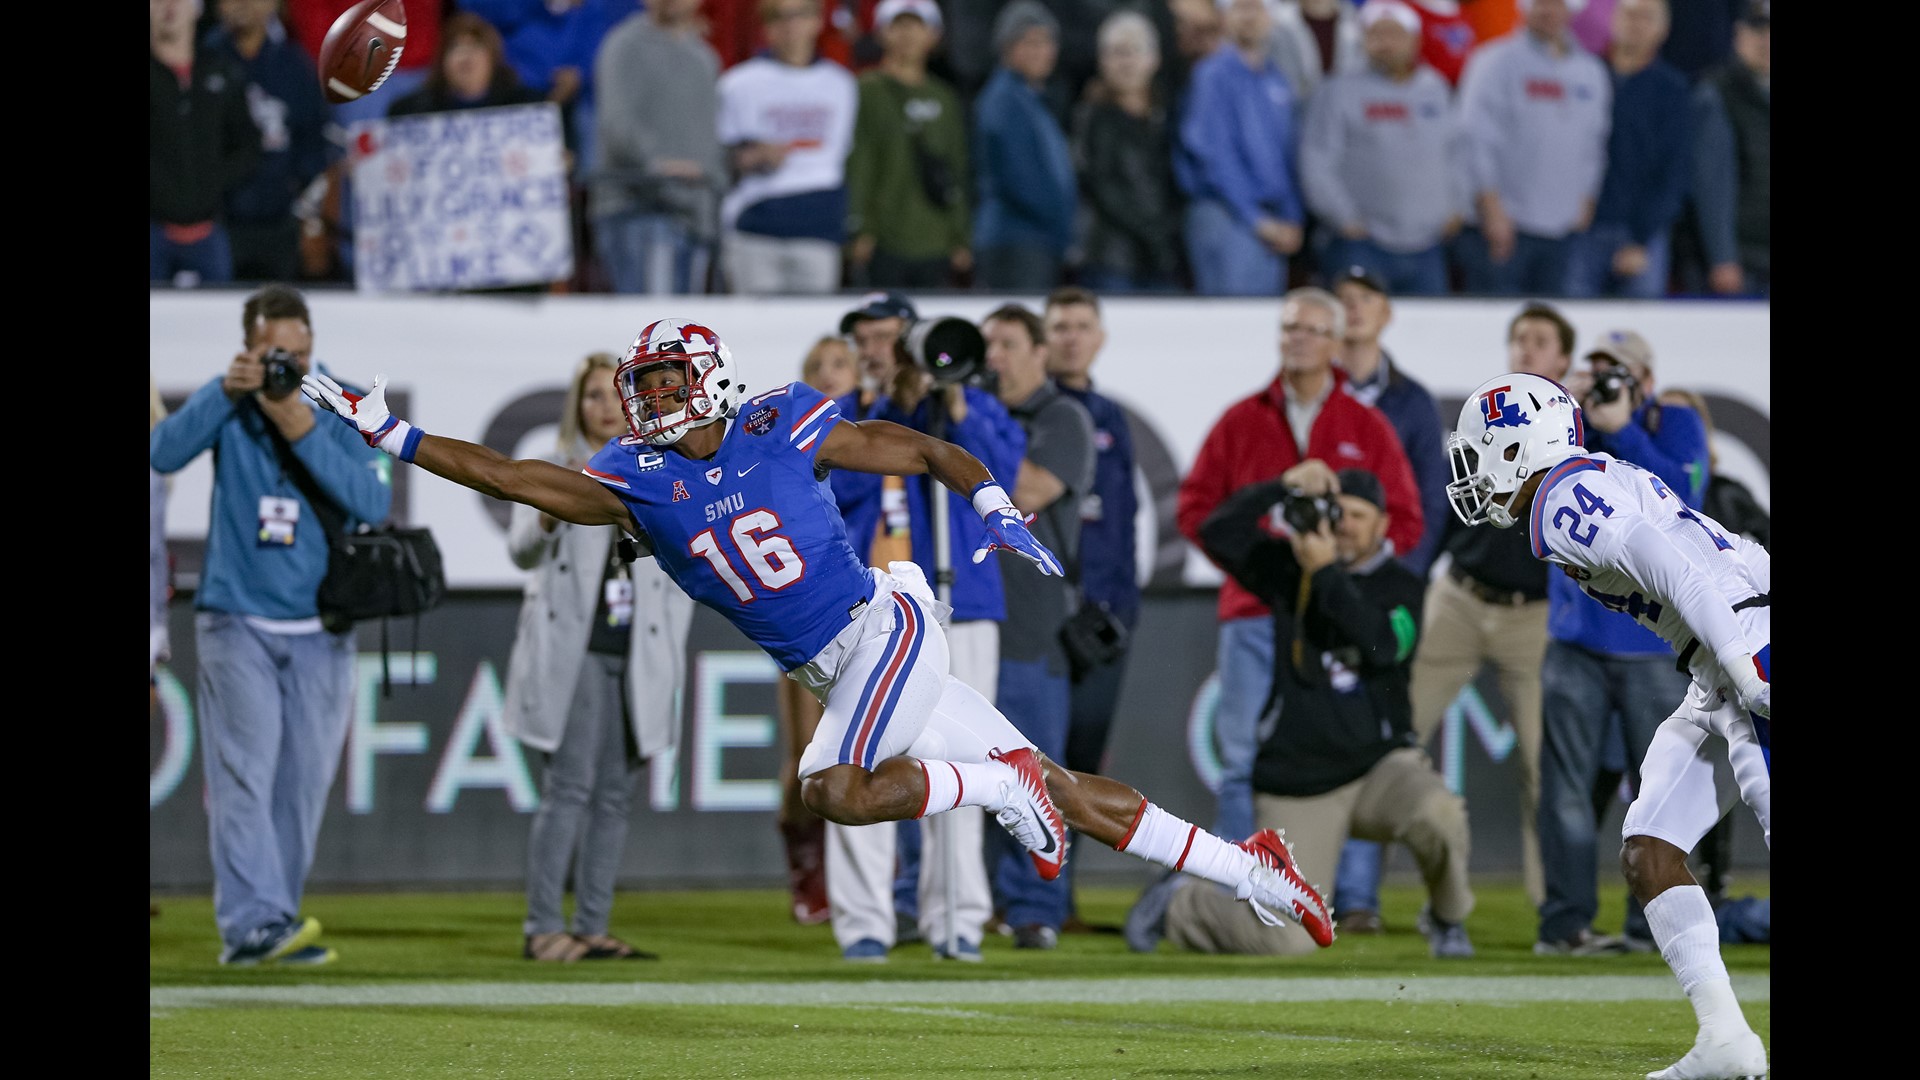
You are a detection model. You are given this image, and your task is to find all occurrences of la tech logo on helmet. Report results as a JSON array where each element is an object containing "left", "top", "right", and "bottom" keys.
[{"left": 1480, "top": 385, "right": 1531, "bottom": 428}]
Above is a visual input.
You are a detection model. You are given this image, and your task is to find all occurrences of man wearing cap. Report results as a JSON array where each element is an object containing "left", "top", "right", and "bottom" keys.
[
  {"left": 1175, "top": 0, "right": 1304, "bottom": 296},
  {"left": 1567, "top": 0, "right": 1691, "bottom": 299},
  {"left": 1686, "top": 0, "right": 1768, "bottom": 296},
  {"left": 846, "top": 0, "right": 973, "bottom": 289},
  {"left": 972, "top": 1, "right": 1077, "bottom": 291},
  {"left": 1323, "top": 263, "right": 1453, "bottom": 933},
  {"left": 823, "top": 290, "right": 1026, "bottom": 962},
  {"left": 1534, "top": 328, "right": 1711, "bottom": 955},
  {"left": 1130, "top": 463, "right": 1473, "bottom": 959},
  {"left": 1301, "top": 0, "right": 1469, "bottom": 297},
  {"left": 1454, "top": 0, "right": 1611, "bottom": 296},
  {"left": 1179, "top": 287, "right": 1424, "bottom": 848}
]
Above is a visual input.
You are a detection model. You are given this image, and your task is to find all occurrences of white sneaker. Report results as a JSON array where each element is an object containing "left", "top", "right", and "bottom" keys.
[
  {"left": 1647, "top": 1028, "right": 1768, "bottom": 1079},
  {"left": 986, "top": 747, "right": 1067, "bottom": 881}
]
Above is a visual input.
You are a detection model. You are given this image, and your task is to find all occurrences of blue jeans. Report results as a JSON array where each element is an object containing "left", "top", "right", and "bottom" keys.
[
  {"left": 1333, "top": 838, "right": 1384, "bottom": 916},
  {"left": 985, "top": 658, "right": 1071, "bottom": 929},
  {"left": 1061, "top": 638, "right": 1135, "bottom": 913},
  {"left": 1536, "top": 642, "right": 1692, "bottom": 943},
  {"left": 1185, "top": 200, "right": 1285, "bottom": 297},
  {"left": 1326, "top": 238, "right": 1451, "bottom": 296},
  {"left": 1564, "top": 223, "right": 1671, "bottom": 299},
  {"left": 893, "top": 817, "right": 922, "bottom": 921},
  {"left": 1453, "top": 228, "right": 1575, "bottom": 297},
  {"left": 150, "top": 222, "right": 233, "bottom": 287},
  {"left": 1076, "top": 267, "right": 1180, "bottom": 295},
  {"left": 1211, "top": 617, "right": 1276, "bottom": 841},
  {"left": 594, "top": 211, "right": 711, "bottom": 295},
  {"left": 195, "top": 612, "right": 355, "bottom": 948}
]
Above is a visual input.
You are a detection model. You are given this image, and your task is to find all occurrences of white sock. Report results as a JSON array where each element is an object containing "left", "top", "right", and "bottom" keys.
[
  {"left": 1644, "top": 885, "right": 1748, "bottom": 1035},
  {"left": 1117, "top": 801, "right": 1254, "bottom": 889},
  {"left": 914, "top": 759, "right": 1012, "bottom": 817}
]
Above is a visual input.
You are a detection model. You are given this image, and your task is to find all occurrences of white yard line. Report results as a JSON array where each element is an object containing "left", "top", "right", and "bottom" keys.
[{"left": 150, "top": 974, "right": 1769, "bottom": 1013}]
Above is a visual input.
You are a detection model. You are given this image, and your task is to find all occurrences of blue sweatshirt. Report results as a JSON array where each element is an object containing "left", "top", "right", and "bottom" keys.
[
  {"left": 1547, "top": 402, "right": 1709, "bottom": 655},
  {"left": 1175, "top": 43, "right": 1304, "bottom": 229},
  {"left": 1058, "top": 383, "right": 1140, "bottom": 624},
  {"left": 1593, "top": 58, "right": 1692, "bottom": 246},
  {"left": 972, "top": 67, "right": 1078, "bottom": 254},
  {"left": 150, "top": 375, "right": 392, "bottom": 621},
  {"left": 202, "top": 20, "right": 329, "bottom": 227},
  {"left": 1342, "top": 353, "right": 1449, "bottom": 578},
  {"left": 829, "top": 386, "right": 1028, "bottom": 624}
]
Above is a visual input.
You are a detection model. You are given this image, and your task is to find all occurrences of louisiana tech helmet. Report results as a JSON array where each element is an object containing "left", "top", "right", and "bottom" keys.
[{"left": 1447, "top": 372, "right": 1585, "bottom": 528}]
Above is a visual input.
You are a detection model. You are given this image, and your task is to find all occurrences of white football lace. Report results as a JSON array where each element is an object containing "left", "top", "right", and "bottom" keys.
[
  {"left": 992, "top": 782, "right": 1046, "bottom": 850},
  {"left": 1238, "top": 866, "right": 1298, "bottom": 929}
]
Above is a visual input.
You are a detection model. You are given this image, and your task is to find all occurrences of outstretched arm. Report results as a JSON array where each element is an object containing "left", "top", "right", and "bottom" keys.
[
  {"left": 818, "top": 419, "right": 1062, "bottom": 577},
  {"left": 304, "top": 372, "right": 637, "bottom": 532},
  {"left": 817, "top": 418, "right": 992, "bottom": 496}
]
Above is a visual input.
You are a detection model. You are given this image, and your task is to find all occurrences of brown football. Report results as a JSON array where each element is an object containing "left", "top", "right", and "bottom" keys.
[{"left": 318, "top": 0, "right": 409, "bottom": 105}]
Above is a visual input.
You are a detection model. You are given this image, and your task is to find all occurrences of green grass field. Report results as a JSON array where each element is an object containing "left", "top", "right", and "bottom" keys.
[{"left": 150, "top": 880, "right": 1769, "bottom": 1079}]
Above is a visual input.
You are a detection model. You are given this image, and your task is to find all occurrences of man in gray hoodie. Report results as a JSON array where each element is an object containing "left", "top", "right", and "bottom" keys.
[
  {"left": 1301, "top": 0, "right": 1468, "bottom": 296},
  {"left": 591, "top": 0, "right": 725, "bottom": 295},
  {"left": 1452, "top": 0, "right": 1610, "bottom": 296}
]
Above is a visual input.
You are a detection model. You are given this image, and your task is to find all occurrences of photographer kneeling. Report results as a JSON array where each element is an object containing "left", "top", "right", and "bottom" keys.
[{"left": 1128, "top": 463, "right": 1474, "bottom": 958}]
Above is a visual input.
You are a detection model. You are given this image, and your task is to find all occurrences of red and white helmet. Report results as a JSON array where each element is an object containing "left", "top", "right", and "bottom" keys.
[
  {"left": 1447, "top": 372, "right": 1585, "bottom": 528},
  {"left": 615, "top": 318, "right": 743, "bottom": 447}
]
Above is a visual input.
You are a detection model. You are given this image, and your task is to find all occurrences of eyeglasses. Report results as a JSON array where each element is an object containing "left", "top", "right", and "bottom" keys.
[{"left": 1281, "top": 322, "right": 1336, "bottom": 339}]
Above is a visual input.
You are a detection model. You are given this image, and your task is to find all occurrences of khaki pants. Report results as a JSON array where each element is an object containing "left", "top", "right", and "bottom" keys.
[
  {"left": 1164, "top": 747, "right": 1472, "bottom": 956},
  {"left": 1409, "top": 571, "right": 1548, "bottom": 905}
]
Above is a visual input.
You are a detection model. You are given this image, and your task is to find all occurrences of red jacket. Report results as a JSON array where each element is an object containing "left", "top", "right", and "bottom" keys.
[{"left": 1178, "top": 369, "right": 1423, "bottom": 623}]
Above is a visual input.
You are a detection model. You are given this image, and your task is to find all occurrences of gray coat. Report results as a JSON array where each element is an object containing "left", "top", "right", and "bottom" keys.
[{"left": 501, "top": 448, "right": 695, "bottom": 758}]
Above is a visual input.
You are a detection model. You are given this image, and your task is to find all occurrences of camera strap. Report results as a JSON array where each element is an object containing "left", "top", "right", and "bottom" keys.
[{"left": 262, "top": 416, "right": 349, "bottom": 545}]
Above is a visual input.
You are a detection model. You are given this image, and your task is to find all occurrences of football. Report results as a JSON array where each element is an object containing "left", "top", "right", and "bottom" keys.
[{"left": 318, "top": 0, "right": 408, "bottom": 105}]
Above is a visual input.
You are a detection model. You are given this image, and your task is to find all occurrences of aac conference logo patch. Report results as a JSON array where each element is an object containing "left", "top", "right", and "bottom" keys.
[{"left": 745, "top": 406, "right": 779, "bottom": 436}]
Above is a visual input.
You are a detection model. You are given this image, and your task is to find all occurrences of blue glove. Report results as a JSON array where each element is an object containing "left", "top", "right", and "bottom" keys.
[{"left": 972, "top": 507, "right": 1064, "bottom": 577}]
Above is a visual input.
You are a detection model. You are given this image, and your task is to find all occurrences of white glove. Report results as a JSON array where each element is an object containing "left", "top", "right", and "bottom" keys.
[
  {"left": 1729, "top": 659, "right": 1770, "bottom": 720},
  {"left": 302, "top": 372, "right": 419, "bottom": 459}
]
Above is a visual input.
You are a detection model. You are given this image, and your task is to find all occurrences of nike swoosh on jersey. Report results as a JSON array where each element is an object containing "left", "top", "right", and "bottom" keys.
[{"left": 737, "top": 463, "right": 759, "bottom": 477}]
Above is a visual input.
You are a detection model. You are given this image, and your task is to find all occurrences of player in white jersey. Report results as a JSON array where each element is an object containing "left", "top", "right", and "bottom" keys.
[
  {"left": 301, "top": 318, "right": 1334, "bottom": 952},
  {"left": 1447, "top": 372, "right": 1769, "bottom": 1080}
]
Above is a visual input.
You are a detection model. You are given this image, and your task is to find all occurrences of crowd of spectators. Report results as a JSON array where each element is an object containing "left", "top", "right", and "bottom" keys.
[{"left": 152, "top": 0, "right": 1770, "bottom": 298}]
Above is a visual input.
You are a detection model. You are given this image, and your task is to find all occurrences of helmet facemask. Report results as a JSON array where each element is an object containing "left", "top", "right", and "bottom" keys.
[
  {"left": 617, "top": 350, "right": 722, "bottom": 447},
  {"left": 1447, "top": 374, "right": 1585, "bottom": 529}
]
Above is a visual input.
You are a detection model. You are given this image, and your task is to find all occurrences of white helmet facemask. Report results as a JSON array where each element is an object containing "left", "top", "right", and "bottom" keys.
[{"left": 1446, "top": 373, "right": 1585, "bottom": 529}]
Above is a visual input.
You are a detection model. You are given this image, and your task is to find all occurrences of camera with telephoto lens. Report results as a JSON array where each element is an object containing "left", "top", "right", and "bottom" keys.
[
  {"left": 1278, "top": 486, "right": 1343, "bottom": 535},
  {"left": 900, "top": 316, "right": 987, "bottom": 388},
  {"left": 1590, "top": 365, "right": 1640, "bottom": 407},
  {"left": 261, "top": 347, "right": 304, "bottom": 399}
]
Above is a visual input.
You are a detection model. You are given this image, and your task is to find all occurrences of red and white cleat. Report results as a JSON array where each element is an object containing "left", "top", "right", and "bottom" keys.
[
  {"left": 988, "top": 747, "right": 1068, "bottom": 881},
  {"left": 1236, "top": 829, "right": 1335, "bottom": 948}
]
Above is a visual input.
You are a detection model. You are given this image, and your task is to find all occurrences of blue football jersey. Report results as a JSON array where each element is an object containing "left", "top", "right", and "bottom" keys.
[{"left": 584, "top": 381, "right": 875, "bottom": 671}]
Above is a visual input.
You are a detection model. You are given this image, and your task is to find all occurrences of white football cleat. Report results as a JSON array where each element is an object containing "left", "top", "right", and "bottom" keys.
[
  {"left": 1647, "top": 1028, "right": 1767, "bottom": 1079},
  {"left": 987, "top": 747, "right": 1067, "bottom": 881}
]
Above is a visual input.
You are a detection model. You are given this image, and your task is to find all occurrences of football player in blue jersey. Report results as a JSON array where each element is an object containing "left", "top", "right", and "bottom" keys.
[{"left": 304, "top": 318, "right": 1335, "bottom": 948}]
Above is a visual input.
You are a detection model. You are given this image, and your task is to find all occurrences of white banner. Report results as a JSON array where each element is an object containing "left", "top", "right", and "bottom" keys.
[
  {"left": 349, "top": 104, "right": 574, "bottom": 293},
  {"left": 150, "top": 293, "right": 1770, "bottom": 588}
]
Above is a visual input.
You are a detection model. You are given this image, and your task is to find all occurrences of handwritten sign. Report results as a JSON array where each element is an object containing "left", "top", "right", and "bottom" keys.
[{"left": 350, "top": 103, "right": 573, "bottom": 292}]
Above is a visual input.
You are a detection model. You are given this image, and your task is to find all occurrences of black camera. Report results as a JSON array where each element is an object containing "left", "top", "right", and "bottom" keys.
[
  {"left": 261, "top": 347, "right": 304, "bottom": 399},
  {"left": 900, "top": 316, "right": 987, "bottom": 388},
  {"left": 1590, "top": 366, "right": 1640, "bottom": 407},
  {"left": 1278, "top": 486, "right": 1344, "bottom": 535}
]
